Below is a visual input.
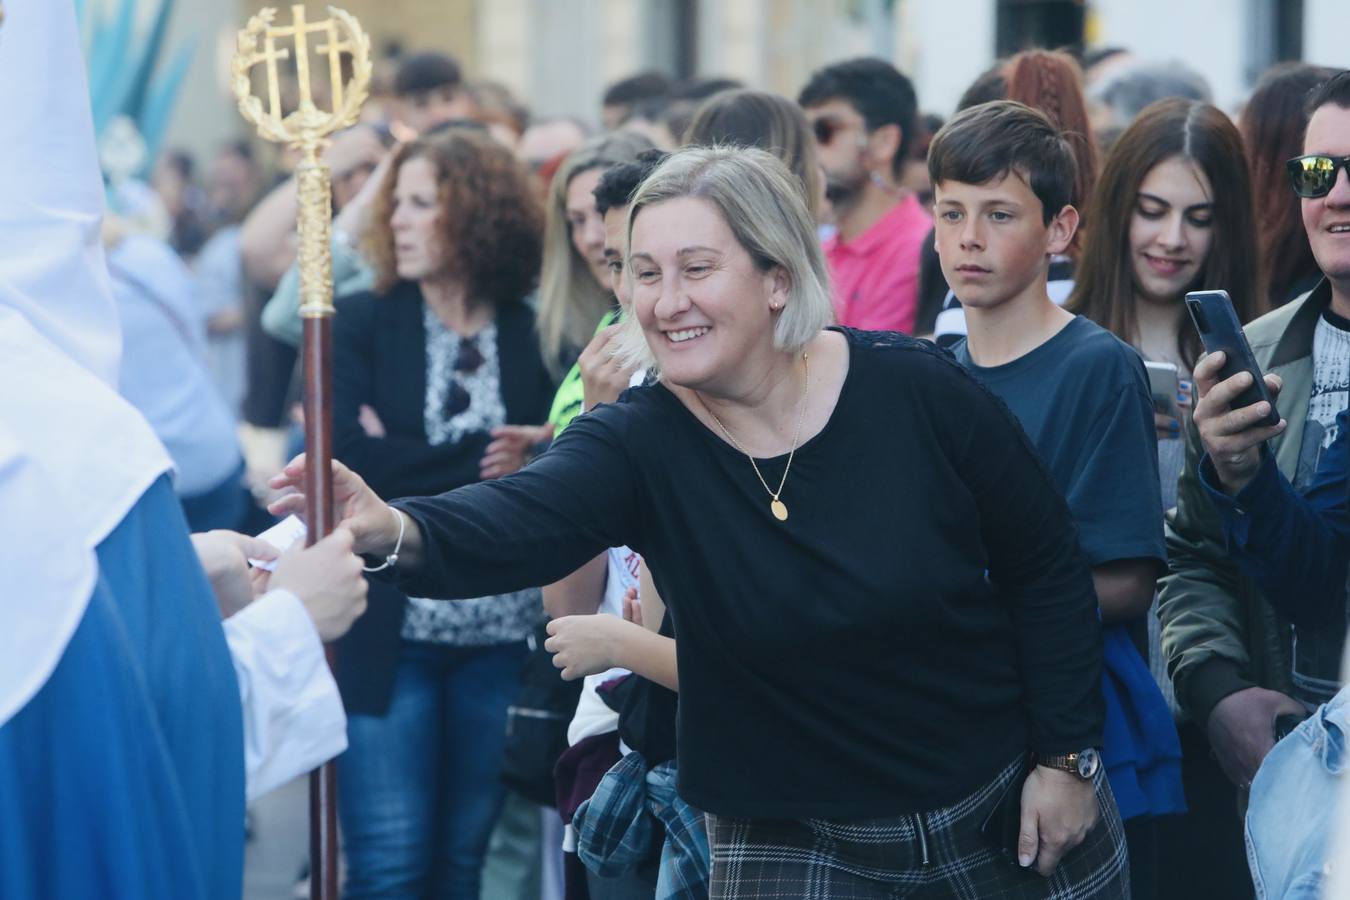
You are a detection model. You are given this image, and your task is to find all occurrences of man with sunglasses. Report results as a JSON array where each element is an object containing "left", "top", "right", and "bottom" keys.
[
  {"left": 798, "top": 58, "right": 931, "bottom": 334},
  {"left": 1159, "top": 71, "right": 1350, "bottom": 826}
]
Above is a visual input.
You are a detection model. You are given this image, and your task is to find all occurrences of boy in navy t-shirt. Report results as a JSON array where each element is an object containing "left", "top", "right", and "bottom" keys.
[{"left": 928, "top": 100, "right": 1182, "bottom": 895}]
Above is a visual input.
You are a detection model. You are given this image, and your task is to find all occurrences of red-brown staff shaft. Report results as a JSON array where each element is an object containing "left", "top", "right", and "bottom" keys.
[{"left": 302, "top": 314, "right": 339, "bottom": 899}]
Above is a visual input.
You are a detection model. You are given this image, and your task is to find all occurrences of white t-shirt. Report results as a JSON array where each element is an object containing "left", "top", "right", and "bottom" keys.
[
  {"left": 566, "top": 544, "right": 644, "bottom": 748},
  {"left": 566, "top": 371, "right": 647, "bottom": 747}
]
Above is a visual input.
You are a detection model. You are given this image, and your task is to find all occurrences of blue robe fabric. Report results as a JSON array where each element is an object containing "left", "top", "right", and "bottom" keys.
[{"left": 0, "top": 475, "right": 245, "bottom": 898}]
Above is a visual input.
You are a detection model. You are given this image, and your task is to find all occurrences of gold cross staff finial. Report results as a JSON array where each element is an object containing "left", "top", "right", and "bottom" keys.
[
  {"left": 232, "top": 5, "right": 372, "bottom": 317},
  {"left": 232, "top": 5, "right": 371, "bottom": 154}
]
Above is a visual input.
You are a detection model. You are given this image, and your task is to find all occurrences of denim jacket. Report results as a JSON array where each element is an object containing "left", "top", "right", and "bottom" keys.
[{"left": 1246, "top": 683, "right": 1349, "bottom": 899}]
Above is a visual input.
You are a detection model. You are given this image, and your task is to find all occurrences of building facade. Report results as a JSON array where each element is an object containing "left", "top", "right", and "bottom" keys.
[{"left": 148, "top": 0, "right": 1350, "bottom": 162}]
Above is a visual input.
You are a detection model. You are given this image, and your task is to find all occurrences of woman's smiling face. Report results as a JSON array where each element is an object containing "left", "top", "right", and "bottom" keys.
[
  {"left": 1128, "top": 155, "right": 1215, "bottom": 304},
  {"left": 628, "top": 196, "right": 786, "bottom": 391}
]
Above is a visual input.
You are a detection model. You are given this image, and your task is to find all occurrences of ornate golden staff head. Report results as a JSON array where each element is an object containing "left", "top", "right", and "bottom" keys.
[{"left": 232, "top": 5, "right": 371, "bottom": 316}]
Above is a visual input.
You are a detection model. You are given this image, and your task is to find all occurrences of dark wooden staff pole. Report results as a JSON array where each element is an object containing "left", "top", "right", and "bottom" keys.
[{"left": 303, "top": 315, "right": 338, "bottom": 899}]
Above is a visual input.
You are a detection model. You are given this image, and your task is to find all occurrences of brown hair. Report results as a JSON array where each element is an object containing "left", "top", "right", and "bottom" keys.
[
  {"left": 928, "top": 100, "right": 1076, "bottom": 226},
  {"left": 1069, "top": 99, "right": 1264, "bottom": 368},
  {"left": 1003, "top": 49, "right": 1098, "bottom": 254},
  {"left": 1241, "top": 62, "right": 1336, "bottom": 305},
  {"left": 364, "top": 129, "right": 543, "bottom": 301}
]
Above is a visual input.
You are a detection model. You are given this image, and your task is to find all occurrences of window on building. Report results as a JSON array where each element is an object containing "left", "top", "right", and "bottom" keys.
[
  {"left": 995, "top": 0, "right": 1086, "bottom": 57},
  {"left": 642, "top": 0, "right": 697, "bottom": 80},
  {"left": 1245, "top": 0, "right": 1303, "bottom": 84}
]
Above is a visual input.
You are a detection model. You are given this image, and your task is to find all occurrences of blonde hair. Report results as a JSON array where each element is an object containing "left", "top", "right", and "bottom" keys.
[
  {"left": 683, "top": 89, "right": 823, "bottom": 221},
  {"left": 614, "top": 146, "right": 833, "bottom": 375},
  {"left": 536, "top": 131, "right": 654, "bottom": 378}
]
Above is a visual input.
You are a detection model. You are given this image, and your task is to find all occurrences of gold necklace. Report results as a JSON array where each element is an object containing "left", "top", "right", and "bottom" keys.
[{"left": 700, "top": 353, "right": 810, "bottom": 522}]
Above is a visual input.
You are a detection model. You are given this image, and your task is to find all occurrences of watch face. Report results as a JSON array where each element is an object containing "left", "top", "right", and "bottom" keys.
[{"left": 1077, "top": 748, "right": 1101, "bottom": 779}]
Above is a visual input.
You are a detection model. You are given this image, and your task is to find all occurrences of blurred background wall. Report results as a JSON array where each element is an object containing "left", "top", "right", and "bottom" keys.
[{"left": 93, "top": 0, "right": 1350, "bottom": 165}]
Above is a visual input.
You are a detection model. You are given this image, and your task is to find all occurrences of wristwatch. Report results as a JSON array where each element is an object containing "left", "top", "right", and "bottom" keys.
[{"left": 1037, "top": 748, "right": 1101, "bottom": 781}]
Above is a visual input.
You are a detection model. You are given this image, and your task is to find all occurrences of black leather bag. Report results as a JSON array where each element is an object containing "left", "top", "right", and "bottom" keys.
[{"left": 499, "top": 623, "right": 583, "bottom": 807}]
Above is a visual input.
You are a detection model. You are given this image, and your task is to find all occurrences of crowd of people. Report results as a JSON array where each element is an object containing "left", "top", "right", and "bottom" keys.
[{"left": 3, "top": 1, "right": 1350, "bottom": 898}]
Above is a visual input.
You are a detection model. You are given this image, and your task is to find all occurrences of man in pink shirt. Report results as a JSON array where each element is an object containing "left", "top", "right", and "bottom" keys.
[{"left": 800, "top": 58, "right": 932, "bottom": 334}]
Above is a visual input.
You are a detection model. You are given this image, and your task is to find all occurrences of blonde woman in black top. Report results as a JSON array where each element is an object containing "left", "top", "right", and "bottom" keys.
[{"left": 275, "top": 147, "right": 1127, "bottom": 898}]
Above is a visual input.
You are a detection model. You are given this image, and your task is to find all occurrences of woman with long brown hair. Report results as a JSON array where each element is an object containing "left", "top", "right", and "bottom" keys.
[
  {"left": 1070, "top": 98, "right": 1263, "bottom": 434},
  {"left": 536, "top": 131, "right": 654, "bottom": 379},
  {"left": 1069, "top": 100, "right": 1264, "bottom": 899},
  {"left": 1241, "top": 62, "right": 1337, "bottom": 307}
]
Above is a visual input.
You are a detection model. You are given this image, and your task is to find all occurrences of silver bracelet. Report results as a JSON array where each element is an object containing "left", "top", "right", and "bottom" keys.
[{"left": 362, "top": 507, "right": 407, "bottom": 573}]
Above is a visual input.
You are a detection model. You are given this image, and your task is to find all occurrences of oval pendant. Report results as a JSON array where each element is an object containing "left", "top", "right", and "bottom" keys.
[{"left": 770, "top": 499, "right": 789, "bottom": 521}]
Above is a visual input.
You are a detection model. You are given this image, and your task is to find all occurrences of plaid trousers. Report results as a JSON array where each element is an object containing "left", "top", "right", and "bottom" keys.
[{"left": 706, "top": 756, "right": 1129, "bottom": 899}]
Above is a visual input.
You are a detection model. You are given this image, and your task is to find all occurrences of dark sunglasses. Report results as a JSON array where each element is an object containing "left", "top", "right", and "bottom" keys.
[
  {"left": 1286, "top": 154, "right": 1350, "bottom": 198},
  {"left": 812, "top": 117, "right": 845, "bottom": 145},
  {"left": 455, "top": 339, "right": 484, "bottom": 374},
  {"left": 442, "top": 338, "right": 485, "bottom": 418}
]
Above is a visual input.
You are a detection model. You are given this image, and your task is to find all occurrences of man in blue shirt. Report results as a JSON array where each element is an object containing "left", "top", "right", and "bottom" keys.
[
  {"left": 1196, "top": 364, "right": 1348, "bottom": 632},
  {"left": 1193, "top": 361, "right": 1348, "bottom": 900}
]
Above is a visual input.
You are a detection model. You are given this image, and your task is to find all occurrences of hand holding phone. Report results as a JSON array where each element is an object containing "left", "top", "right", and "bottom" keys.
[
  {"left": 1185, "top": 291, "right": 1280, "bottom": 426},
  {"left": 1186, "top": 291, "right": 1287, "bottom": 494}
]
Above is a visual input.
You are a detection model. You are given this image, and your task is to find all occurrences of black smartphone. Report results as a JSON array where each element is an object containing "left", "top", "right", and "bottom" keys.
[
  {"left": 1184, "top": 290, "right": 1280, "bottom": 427},
  {"left": 980, "top": 755, "right": 1034, "bottom": 864}
]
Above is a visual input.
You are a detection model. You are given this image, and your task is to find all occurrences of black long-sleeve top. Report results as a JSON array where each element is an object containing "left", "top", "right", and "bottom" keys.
[
  {"left": 393, "top": 329, "right": 1103, "bottom": 818},
  {"left": 331, "top": 283, "right": 555, "bottom": 714},
  {"left": 332, "top": 283, "right": 555, "bottom": 502}
]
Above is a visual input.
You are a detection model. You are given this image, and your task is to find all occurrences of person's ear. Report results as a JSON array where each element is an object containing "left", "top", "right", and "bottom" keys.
[
  {"left": 866, "top": 123, "right": 901, "bottom": 174},
  {"left": 766, "top": 265, "right": 791, "bottom": 312},
  {"left": 1046, "top": 204, "right": 1079, "bottom": 256}
]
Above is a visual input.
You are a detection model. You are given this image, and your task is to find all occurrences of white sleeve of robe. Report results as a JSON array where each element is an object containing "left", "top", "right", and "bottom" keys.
[{"left": 221, "top": 589, "right": 347, "bottom": 802}]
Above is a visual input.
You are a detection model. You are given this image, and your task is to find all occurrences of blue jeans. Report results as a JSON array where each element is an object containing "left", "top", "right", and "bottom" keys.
[{"left": 338, "top": 640, "right": 528, "bottom": 899}]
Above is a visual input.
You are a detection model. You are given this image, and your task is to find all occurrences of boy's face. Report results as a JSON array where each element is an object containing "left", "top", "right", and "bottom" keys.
[
  {"left": 933, "top": 170, "right": 1076, "bottom": 311},
  {"left": 602, "top": 204, "right": 632, "bottom": 310}
]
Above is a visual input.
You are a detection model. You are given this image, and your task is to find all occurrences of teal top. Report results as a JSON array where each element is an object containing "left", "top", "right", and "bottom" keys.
[{"left": 260, "top": 237, "right": 373, "bottom": 348}]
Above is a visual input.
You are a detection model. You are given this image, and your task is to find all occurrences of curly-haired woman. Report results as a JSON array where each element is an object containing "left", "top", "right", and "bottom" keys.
[{"left": 331, "top": 128, "right": 556, "bottom": 899}]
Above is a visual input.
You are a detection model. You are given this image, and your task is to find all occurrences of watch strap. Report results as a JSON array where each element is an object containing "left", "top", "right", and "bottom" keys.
[{"left": 1036, "top": 750, "right": 1097, "bottom": 780}]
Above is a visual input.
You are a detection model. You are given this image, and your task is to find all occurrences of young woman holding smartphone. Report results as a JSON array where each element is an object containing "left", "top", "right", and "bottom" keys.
[
  {"left": 1068, "top": 98, "right": 1266, "bottom": 899},
  {"left": 1071, "top": 98, "right": 1265, "bottom": 504}
]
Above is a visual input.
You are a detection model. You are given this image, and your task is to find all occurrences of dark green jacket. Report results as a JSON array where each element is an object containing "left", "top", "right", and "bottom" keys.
[{"left": 1158, "top": 281, "right": 1332, "bottom": 725}]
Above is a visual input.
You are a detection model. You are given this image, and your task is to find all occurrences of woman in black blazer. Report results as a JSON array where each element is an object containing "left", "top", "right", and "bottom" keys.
[{"left": 330, "top": 129, "right": 555, "bottom": 900}]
